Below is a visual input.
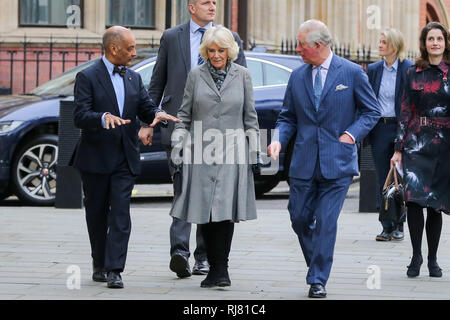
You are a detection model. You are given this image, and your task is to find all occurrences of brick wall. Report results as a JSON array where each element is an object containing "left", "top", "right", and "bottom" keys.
[
  {"left": 231, "top": 0, "right": 239, "bottom": 32},
  {"left": 420, "top": 0, "right": 450, "bottom": 28}
]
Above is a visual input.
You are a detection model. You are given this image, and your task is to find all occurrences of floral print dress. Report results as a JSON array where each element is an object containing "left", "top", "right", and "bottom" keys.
[{"left": 395, "top": 61, "right": 450, "bottom": 214}]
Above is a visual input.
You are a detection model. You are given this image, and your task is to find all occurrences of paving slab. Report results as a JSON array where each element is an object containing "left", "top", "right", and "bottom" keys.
[{"left": 1, "top": 181, "right": 450, "bottom": 302}]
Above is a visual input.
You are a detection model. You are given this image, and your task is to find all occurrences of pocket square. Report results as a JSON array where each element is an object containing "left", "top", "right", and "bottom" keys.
[{"left": 335, "top": 84, "right": 349, "bottom": 91}]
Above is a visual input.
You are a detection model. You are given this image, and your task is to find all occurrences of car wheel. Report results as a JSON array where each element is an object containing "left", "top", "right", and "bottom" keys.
[
  {"left": 254, "top": 176, "right": 280, "bottom": 196},
  {"left": 11, "top": 134, "right": 58, "bottom": 205}
]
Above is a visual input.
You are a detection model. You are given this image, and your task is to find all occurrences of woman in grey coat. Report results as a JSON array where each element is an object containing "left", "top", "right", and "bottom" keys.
[{"left": 169, "top": 25, "right": 260, "bottom": 288}]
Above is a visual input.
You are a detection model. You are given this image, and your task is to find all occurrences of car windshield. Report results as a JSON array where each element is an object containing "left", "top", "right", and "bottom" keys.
[{"left": 29, "top": 52, "right": 155, "bottom": 97}]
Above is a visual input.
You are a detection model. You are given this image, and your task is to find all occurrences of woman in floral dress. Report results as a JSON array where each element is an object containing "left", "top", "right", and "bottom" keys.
[{"left": 391, "top": 22, "right": 450, "bottom": 278}]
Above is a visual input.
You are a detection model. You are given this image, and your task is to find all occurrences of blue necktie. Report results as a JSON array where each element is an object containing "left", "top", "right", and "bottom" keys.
[
  {"left": 197, "top": 28, "right": 206, "bottom": 65},
  {"left": 313, "top": 66, "right": 323, "bottom": 112}
]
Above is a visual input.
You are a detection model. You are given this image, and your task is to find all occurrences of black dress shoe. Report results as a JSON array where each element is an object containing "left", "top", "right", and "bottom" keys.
[
  {"left": 428, "top": 260, "right": 443, "bottom": 278},
  {"left": 308, "top": 284, "right": 327, "bottom": 298},
  {"left": 170, "top": 253, "right": 192, "bottom": 278},
  {"left": 107, "top": 271, "right": 124, "bottom": 289},
  {"left": 407, "top": 254, "right": 423, "bottom": 278},
  {"left": 92, "top": 270, "right": 108, "bottom": 282},
  {"left": 92, "top": 262, "right": 107, "bottom": 282},
  {"left": 193, "top": 260, "right": 210, "bottom": 275}
]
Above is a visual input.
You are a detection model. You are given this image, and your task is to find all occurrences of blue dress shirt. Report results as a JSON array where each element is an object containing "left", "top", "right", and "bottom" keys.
[
  {"left": 377, "top": 59, "right": 398, "bottom": 118},
  {"left": 190, "top": 20, "right": 213, "bottom": 71},
  {"left": 101, "top": 55, "right": 125, "bottom": 127}
]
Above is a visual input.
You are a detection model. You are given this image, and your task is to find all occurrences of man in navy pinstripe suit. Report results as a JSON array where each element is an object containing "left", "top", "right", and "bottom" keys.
[{"left": 268, "top": 20, "right": 381, "bottom": 298}]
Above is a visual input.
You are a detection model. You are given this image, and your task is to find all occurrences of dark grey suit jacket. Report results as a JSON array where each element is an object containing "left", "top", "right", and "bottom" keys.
[{"left": 149, "top": 22, "right": 247, "bottom": 146}]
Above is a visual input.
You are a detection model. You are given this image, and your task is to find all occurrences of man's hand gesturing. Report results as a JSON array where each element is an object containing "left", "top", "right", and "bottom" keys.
[
  {"left": 104, "top": 113, "right": 131, "bottom": 130},
  {"left": 150, "top": 110, "right": 182, "bottom": 127}
]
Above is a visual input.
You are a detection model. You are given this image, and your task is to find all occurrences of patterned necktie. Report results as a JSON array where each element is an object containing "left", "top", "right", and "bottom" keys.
[
  {"left": 313, "top": 66, "right": 323, "bottom": 111},
  {"left": 197, "top": 27, "right": 206, "bottom": 65},
  {"left": 113, "top": 65, "right": 126, "bottom": 77}
]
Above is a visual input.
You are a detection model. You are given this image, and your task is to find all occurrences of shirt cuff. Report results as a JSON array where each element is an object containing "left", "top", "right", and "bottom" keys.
[
  {"left": 344, "top": 131, "right": 356, "bottom": 143},
  {"left": 101, "top": 112, "right": 110, "bottom": 128}
]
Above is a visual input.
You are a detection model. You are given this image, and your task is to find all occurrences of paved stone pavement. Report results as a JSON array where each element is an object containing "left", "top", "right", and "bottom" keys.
[{"left": 1, "top": 181, "right": 450, "bottom": 301}]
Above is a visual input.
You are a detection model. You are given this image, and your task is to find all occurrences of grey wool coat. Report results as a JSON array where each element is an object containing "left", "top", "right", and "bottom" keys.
[{"left": 169, "top": 62, "right": 260, "bottom": 224}]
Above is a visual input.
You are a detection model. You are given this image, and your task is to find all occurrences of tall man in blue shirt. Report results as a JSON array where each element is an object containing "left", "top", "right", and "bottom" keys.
[
  {"left": 138, "top": 0, "right": 246, "bottom": 279},
  {"left": 72, "top": 26, "right": 180, "bottom": 289}
]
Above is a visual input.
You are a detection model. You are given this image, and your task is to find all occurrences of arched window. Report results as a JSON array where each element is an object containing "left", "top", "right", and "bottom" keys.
[{"left": 426, "top": 2, "right": 440, "bottom": 24}]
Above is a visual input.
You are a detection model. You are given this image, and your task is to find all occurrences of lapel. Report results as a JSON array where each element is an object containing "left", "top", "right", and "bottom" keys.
[
  {"left": 95, "top": 60, "right": 120, "bottom": 115},
  {"left": 200, "top": 64, "right": 221, "bottom": 98},
  {"left": 178, "top": 23, "right": 191, "bottom": 74},
  {"left": 122, "top": 69, "right": 134, "bottom": 118},
  {"left": 218, "top": 63, "right": 238, "bottom": 93},
  {"left": 319, "top": 54, "right": 342, "bottom": 104},
  {"left": 304, "top": 65, "right": 315, "bottom": 107},
  {"left": 375, "top": 61, "right": 384, "bottom": 97}
]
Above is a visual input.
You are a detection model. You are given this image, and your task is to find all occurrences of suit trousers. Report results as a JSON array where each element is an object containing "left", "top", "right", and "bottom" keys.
[
  {"left": 288, "top": 157, "right": 352, "bottom": 286},
  {"left": 80, "top": 148, "right": 136, "bottom": 272},
  {"left": 165, "top": 146, "right": 206, "bottom": 261},
  {"left": 369, "top": 121, "right": 406, "bottom": 231}
]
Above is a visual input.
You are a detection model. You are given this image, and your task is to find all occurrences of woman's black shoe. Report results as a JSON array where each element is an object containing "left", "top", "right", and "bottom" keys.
[
  {"left": 428, "top": 260, "right": 443, "bottom": 277},
  {"left": 200, "top": 266, "right": 218, "bottom": 288},
  {"left": 215, "top": 268, "right": 231, "bottom": 287},
  {"left": 407, "top": 255, "right": 423, "bottom": 278}
]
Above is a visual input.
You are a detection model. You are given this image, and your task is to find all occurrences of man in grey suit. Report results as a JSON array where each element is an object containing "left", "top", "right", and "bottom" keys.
[{"left": 139, "top": 0, "right": 247, "bottom": 278}]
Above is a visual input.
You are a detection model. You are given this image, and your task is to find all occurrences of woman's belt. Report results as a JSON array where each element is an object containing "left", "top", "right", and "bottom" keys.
[{"left": 419, "top": 117, "right": 450, "bottom": 129}]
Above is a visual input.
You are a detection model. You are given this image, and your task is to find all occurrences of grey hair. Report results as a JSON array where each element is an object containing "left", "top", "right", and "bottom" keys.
[{"left": 298, "top": 19, "right": 332, "bottom": 46}]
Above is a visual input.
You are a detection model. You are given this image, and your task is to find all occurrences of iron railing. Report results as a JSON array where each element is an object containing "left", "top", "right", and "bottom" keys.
[
  {"left": 0, "top": 35, "right": 160, "bottom": 95},
  {"left": 249, "top": 38, "right": 420, "bottom": 69}
]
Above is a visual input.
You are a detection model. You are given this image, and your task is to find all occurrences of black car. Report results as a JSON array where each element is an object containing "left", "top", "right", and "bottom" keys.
[{"left": 0, "top": 50, "right": 302, "bottom": 205}]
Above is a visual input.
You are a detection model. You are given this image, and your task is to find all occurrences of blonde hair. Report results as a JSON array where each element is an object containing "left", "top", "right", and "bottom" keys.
[
  {"left": 381, "top": 28, "right": 406, "bottom": 62},
  {"left": 199, "top": 25, "right": 239, "bottom": 62}
]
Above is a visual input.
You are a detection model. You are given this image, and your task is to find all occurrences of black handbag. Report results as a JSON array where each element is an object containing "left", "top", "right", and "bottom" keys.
[{"left": 378, "top": 166, "right": 407, "bottom": 223}]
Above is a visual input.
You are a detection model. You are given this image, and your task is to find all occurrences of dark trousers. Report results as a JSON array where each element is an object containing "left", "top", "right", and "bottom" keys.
[
  {"left": 80, "top": 151, "right": 135, "bottom": 272},
  {"left": 165, "top": 146, "right": 206, "bottom": 261},
  {"left": 370, "top": 121, "right": 405, "bottom": 231},
  {"left": 288, "top": 158, "right": 352, "bottom": 286}
]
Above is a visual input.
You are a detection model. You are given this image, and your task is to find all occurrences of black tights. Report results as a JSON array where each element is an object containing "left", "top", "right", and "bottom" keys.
[{"left": 407, "top": 202, "right": 442, "bottom": 261}]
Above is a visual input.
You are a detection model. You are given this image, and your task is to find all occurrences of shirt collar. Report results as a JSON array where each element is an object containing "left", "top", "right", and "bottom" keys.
[
  {"left": 102, "top": 55, "right": 115, "bottom": 76},
  {"left": 190, "top": 19, "right": 213, "bottom": 34},
  {"left": 313, "top": 51, "right": 333, "bottom": 70},
  {"left": 383, "top": 58, "right": 398, "bottom": 71}
]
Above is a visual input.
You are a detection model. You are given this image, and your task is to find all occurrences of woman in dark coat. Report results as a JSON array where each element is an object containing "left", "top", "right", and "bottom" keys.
[{"left": 391, "top": 22, "right": 450, "bottom": 278}]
